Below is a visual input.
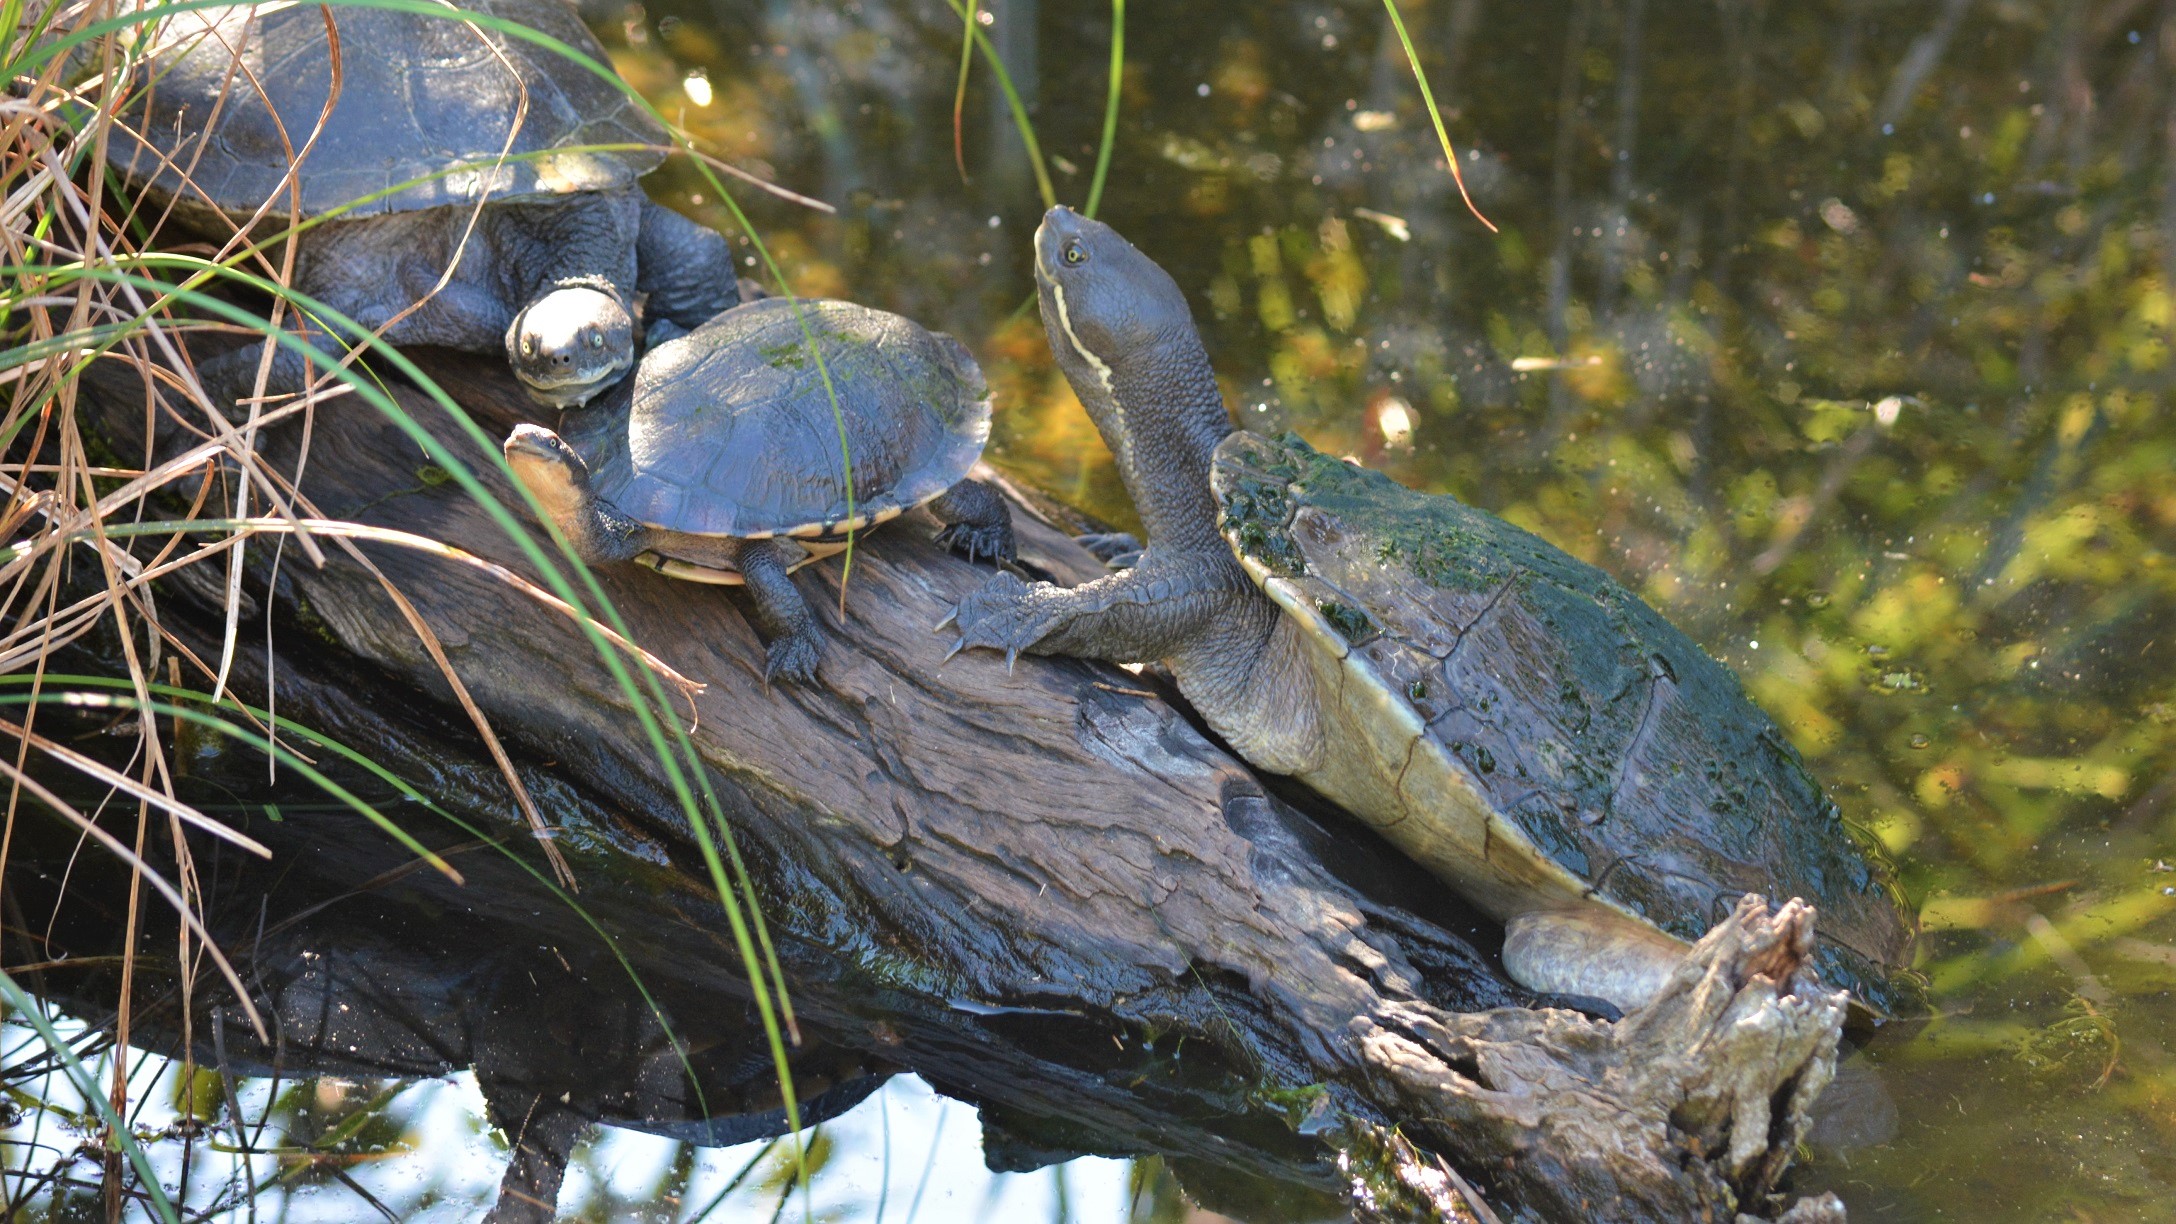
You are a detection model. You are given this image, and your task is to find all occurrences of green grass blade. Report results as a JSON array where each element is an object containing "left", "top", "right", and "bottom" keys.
[
  {"left": 6, "top": 673, "right": 722, "bottom": 1128},
  {"left": 6, "top": 256, "right": 804, "bottom": 1139},
  {"left": 0, "top": 692, "right": 456, "bottom": 878},
  {"left": 1380, "top": 0, "right": 1495, "bottom": 231},
  {"left": 1084, "top": 0, "right": 1124, "bottom": 218},
  {"left": 23, "top": 0, "right": 819, "bottom": 1141},
  {"left": 938, "top": 0, "right": 1056, "bottom": 209},
  {"left": 952, "top": 0, "right": 981, "bottom": 183},
  {"left": 0, "top": 973, "right": 181, "bottom": 1224}
]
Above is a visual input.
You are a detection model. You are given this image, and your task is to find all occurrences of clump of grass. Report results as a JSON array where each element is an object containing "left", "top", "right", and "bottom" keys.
[{"left": 1, "top": 1, "right": 825, "bottom": 1215}]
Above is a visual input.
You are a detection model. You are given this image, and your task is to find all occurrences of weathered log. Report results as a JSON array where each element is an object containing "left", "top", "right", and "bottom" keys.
[{"left": 75, "top": 348, "right": 1849, "bottom": 1222}]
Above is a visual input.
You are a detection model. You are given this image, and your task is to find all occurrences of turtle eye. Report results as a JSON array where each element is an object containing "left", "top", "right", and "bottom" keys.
[
  {"left": 1061, "top": 238, "right": 1088, "bottom": 266},
  {"left": 522, "top": 335, "right": 537, "bottom": 356},
  {"left": 588, "top": 330, "right": 605, "bottom": 349}
]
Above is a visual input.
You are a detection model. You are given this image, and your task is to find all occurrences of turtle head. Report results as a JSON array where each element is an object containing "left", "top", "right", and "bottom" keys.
[
  {"left": 1032, "top": 207, "right": 1230, "bottom": 542},
  {"left": 506, "top": 285, "right": 635, "bottom": 409},
  {"left": 503, "top": 423, "right": 596, "bottom": 537},
  {"left": 1032, "top": 207, "right": 1197, "bottom": 397}
]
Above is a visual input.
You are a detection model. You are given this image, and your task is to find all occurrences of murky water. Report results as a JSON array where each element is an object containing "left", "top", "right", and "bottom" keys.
[
  {"left": 12, "top": 0, "right": 2176, "bottom": 1219},
  {"left": 622, "top": 1, "right": 2176, "bottom": 1217}
]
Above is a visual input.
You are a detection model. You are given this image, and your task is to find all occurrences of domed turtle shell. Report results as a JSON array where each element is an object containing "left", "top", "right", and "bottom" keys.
[
  {"left": 116, "top": 0, "right": 664, "bottom": 218},
  {"left": 563, "top": 297, "right": 991, "bottom": 541},
  {"left": 1211, "top": 430, "right": 1917, "bottom": 1014}
]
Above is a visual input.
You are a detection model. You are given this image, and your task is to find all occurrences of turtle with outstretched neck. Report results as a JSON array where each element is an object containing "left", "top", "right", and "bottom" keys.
[{"left": 944, "top": 207, "right": 1916, "bottom": 1015}]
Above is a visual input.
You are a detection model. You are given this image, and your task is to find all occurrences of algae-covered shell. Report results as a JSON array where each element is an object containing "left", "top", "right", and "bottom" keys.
[
  {"left": 1210, "top": 430, "right": 1916, "bottom": 1012},
  {"left": 562, "top": 297, "right": 991, "bottom": 541},
  {"left": 116, "top": 0, "right": 665, "bottom": 218}
]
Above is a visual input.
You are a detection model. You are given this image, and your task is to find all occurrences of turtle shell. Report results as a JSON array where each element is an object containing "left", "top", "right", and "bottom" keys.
[
  {"left": 1211, "top": 430, "right": 1916, "bottom": 1013},
  {"left": 116, "top": 0, "right": 664, "bottom": 218},
  {"left": 566, "top": 298, "right": 991, "bottom": 539}
]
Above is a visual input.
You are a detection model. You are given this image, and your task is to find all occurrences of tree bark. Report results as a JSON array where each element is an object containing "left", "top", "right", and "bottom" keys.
[{"left": 76, "top": 350, "right": 1851, "bottom": 1222}]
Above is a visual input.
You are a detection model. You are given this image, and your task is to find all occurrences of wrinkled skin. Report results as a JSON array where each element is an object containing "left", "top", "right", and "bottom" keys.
[{"left": 945, "top": 209, "right": 1910, "bottom": 1014}]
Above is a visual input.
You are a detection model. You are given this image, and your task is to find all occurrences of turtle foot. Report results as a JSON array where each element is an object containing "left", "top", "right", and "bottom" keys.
[
  {"left": 940, "top": 572, "right": 1068, "bottom": 669},
  {"left": 1073, "top": 531, "right": 1142, "bottom": 569},
  {"left": 934, "top": 521, "right": 1017, "bottom": 567},
  {"left": 1526, "top": 990, "right": 1623, "bottom": 1022},
  {"left": 762, "top": 632, "right": 822, "bottom": 688},
  {"left": 643, "top": 318, "right": 691, "bottom": 348}
]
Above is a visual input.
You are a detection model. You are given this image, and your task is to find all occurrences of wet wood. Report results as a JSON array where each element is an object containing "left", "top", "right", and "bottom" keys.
[{"left": 84, "top": 350, "right": 1850, "bottom": 1222}]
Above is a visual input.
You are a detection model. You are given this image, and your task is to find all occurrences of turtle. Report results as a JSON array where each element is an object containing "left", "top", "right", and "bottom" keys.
[
  {"left": 115, "top": 0, "right": 738, "bottom": 412},
  {"left": 942, "top": 207, "right": 1916, "bottom": 1015},
  {"left": 505, "top": 296, "right": 1016, "bottom": 685}
]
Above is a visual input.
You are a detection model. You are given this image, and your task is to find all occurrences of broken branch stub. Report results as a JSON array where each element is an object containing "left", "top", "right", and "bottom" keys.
[{"left": 1355, "top": 895, "right": 1847, "bottom": 1220}]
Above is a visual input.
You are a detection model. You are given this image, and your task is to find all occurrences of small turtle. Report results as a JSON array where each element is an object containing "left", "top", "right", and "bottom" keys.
[
  {"left": 944, "top": 208, "right": 1915, "bottom": 1014},
  {"left": 116, "top": 0, "right": 737, "bottom": 410},
  {"left": 506, "top": 297, "right": 1015, "bottom": 684}
]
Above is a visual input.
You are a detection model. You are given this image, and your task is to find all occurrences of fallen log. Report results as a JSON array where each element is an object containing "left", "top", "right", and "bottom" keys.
[{"left": 73, "top": 347, "right": 1850, "bottom": 1222}]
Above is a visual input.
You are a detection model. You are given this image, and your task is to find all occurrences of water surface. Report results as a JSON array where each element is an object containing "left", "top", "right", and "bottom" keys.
[
  {"left": 14, "top": 1, "right": 2176, "bottom": 1219},
  {"left": 620, "top": 1, "right": 2176, "bottom": 1217}
]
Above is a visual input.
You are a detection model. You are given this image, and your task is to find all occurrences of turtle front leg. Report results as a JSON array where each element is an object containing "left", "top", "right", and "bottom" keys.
[
  {"left": 942, "top": 547, "right": 1248, "bottom": 669},
  {"left": 195, "top": 324, "right": 347, "bottom": 420},
  {"left": 635, "top": 199, "right": 741, "bottom": 346},
  {"left": 927, "top": 478, "right": 1016, "bottom": 565},
  {"left": 736, "top": 538, "right": 824, "bottom": 687}
]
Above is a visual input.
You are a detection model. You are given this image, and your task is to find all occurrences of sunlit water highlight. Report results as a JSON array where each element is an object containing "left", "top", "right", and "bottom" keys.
[{"left": 1, "top": 1019, "right": 1143, "bottom": 1222}]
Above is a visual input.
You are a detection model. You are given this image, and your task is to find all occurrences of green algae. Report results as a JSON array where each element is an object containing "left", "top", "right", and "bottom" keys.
[
  {"left": 1316, "top": 600, "right": 1373, "bottom": 644},
  {"left": 1217, "top": 431, "right": 1915, "bottom": 1016}
]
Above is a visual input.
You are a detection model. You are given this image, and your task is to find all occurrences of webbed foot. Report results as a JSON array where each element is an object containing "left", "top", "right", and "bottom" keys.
[
  {"left": 934, "top": 520, "right": 1017, "bottom": 566},
  {"left": 644, "top": 319, "right": 691, "bottom": 348},
  {"left": 1074, "top": 531, "right": 1142, "bottom": 569},
  {"left": 929, "top": 479, "right": 1016, "bottom": 567},
  {"left": 763, "top": 631, "right": 822, "bottom": 689},
  {"left": 939, "top": 572, "right": 1071, "bottom": 669}
]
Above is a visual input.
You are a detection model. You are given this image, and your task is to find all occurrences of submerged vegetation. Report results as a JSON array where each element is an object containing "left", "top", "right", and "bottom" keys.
[{"left": 1, "top": 0, "right": 2172, "bottom": 1220}]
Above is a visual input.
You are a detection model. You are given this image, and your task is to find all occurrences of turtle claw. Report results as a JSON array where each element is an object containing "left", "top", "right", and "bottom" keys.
[
  {"left": 934, "top": 606, "right": 959, "bottom": 631},
  {"left": 943, "top": 572, "right": 1068, "bottom": 668},
  {"left": 762, "top": 632, "right": 822, "bottom": 689},
  {"left": 935, "top": 522, "right": 1017, "bottom": 567}
]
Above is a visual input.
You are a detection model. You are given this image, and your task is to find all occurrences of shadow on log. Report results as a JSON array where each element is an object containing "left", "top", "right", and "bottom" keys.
[{"left": 69, "top": 349, "right": 1849, "bottom": 1222}]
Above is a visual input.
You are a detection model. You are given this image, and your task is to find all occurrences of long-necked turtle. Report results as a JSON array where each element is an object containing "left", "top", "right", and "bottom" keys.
[
  {"left": 944, "top": 208, "right": 1915, "bottom": 1014},
  {"left": 506, "top": 297, "right": 1015, "bottom": 684},
  {"left": 117, "top": 0, "right": 737, "bottom": 410}
]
